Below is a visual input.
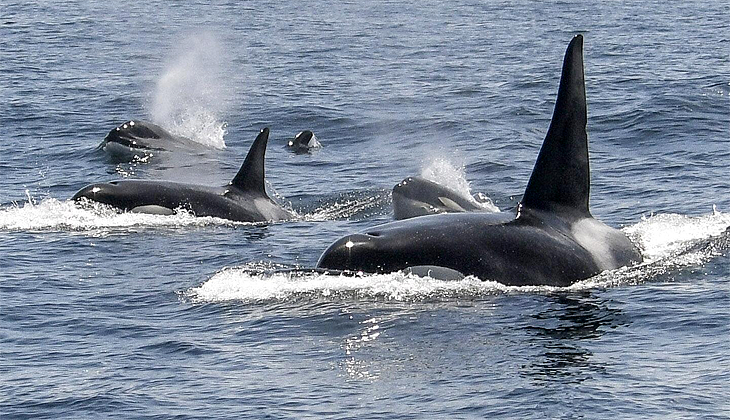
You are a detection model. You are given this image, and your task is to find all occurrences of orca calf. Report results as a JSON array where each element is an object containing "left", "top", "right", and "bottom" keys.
[
  {"left": 286, "top": 130, "right": 321, "bottom": 153},
  {"left": 392, "top": 176, "right": 497, "bottom": 220},
  {"left": 100, "top": 120, "right": 207, "bottom": 160},
  {"left": 317, "top": 35, "right": 643, "bottom": 286},
  {"left": 74, "top": 128, "right": 294, "bottom": 223}
]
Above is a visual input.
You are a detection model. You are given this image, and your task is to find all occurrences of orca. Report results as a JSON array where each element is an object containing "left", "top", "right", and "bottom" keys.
[
  {"left": 316, "top": 35, "right": 643, "bottom": 287},
  {"left": 286, "top": 130, "right": 321, "bottom": 153},
  {"left": 392, "top": 176, "right": 498, "bottom": 220},
  {"left": 74, "top": 128, "right": 294, "bottom": 223},
  {"left": 100, "top": 120, "right": 207, "bottom": 160}
]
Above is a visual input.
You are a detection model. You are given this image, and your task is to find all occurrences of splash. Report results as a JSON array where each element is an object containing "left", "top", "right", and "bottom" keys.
[
  {"left": 0, "top": 196, "right": 250, "bottom": 233},
  {"left": 0, "top": 189, "right": 393, "bottom": 235},
  {"left": 188, "top": 209, "right": 730, "bottom": 303},
  {"left": 149, "top": 32, "right": 228, "bottom": 149},
  {"left": 185, "top": 266, "right": 513, "bottom": 303},
  {"left": 420, "top": 158, "right": 499, "bottom": 211},
  {"left": 624, "top": 208, "right": 730, "bottom": 262}
]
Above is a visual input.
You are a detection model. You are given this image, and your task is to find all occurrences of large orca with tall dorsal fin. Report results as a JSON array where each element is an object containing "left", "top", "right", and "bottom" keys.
[
  {"left": 73, "top": 128, "right": 294, "bottom": 223},
  {"left": 316, "top": 35, "right": 643, "bottom": 286}
]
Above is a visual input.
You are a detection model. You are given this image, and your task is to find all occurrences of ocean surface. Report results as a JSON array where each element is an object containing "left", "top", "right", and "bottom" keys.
[{"left": 1, "top": 1, "right": 729, "bottom": 418}]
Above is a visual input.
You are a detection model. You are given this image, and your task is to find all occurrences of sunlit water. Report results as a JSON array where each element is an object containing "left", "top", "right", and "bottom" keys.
[{"left": 1, "top": 1, "right": 728, "bottom": 419}]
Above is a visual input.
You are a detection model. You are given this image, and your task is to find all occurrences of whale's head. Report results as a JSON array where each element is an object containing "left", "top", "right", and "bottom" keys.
[
  {"left": 103, "top": 120, "right": 163, "bottom": 149},
  {"left": 286, "top": 130, "right": 320, "bottom": 152},
  {"left": 316, "top": 226, "right": 472, "bottom": 280},
  {"left": 316, "top": 216, "right": 474, "bottom": 275},
  {"left": 72, "top": 181, "right": 140, "bottom": 210},
  {"left": 392, "top": 176, "right": 488, "bottom": 220},
  {"left": 317, "top": 233, "right": 383, "bottom": 273}
]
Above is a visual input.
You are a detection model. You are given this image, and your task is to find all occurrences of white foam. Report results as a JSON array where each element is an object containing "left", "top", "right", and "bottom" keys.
[
  {"left": 624, "top": 208, "right": 730, "bottom": 262},
  {"left": 186, "top": 267, "right": 518, "bottom": 303},
  {"left": 0, "top": 196, "right": 249, "bottom": 233},
  {"left": 189, "top": 209, "right": 730, "bottom": 303}
]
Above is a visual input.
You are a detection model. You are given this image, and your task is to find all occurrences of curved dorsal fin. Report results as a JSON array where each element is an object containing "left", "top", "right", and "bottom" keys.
[
  {"left": 230, "top": 128, "right": 269, "bottom": 194},
  {"left": 521, "top": 35, "right": 590, "bottom": 216}
]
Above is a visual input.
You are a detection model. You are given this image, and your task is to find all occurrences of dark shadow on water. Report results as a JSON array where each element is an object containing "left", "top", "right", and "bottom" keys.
[
  {"left": 519, "top": 228, "right": 730, "bottom": 384},
  {"left": 520, "top": 292, "right": 629, "bottom": 383}
]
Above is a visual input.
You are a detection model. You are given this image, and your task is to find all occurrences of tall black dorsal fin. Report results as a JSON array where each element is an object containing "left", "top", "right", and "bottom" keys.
[
  {"left": 521, "top": 35, "right": 590, "bottom": 216},
  {"left": 230, "top": 127, "right": 269, "bottom": 193}
]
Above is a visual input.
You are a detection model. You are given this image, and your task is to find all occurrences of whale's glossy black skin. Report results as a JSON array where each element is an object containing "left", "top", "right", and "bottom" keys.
[
  {"left": 74, "top": 128, "right": 293, "bottom": 223},
  {"left": 100, "top": 120, "right": 207, "bottom": 160},
  {"left": 285, "top": 130, "right": 321, "bottom": 153},
  {"left": 392, "top": 176, "right": 493, "bottom": 220},
  {"left": 317, "top": 35, "right": 643, "bottom": 286}
]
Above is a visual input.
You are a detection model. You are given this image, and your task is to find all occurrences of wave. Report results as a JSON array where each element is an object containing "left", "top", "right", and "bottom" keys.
[
  {"left": 303, "top": 190, "right": 391, "bottom": 221},
  {"left": 4, "top": 195, "right": 727, "bottom": 299},
  {"left": 187, "top": 209, "right": 730, "bottom": 303},
  {"left": 0, "top": 189, "right": 392, "bottom": 233},
  {"left": 0, "top": 196, "right": 247, "bottom": 233}
]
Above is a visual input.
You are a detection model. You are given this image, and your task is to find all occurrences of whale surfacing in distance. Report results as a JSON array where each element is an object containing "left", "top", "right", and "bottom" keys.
[
  {"left": 74, "top": 128, "right": 293, "bottom": 223},
  {"left": 392, "top": 176, "right": 497, "bottom": 220},
  {"left": 316, "top": 35, "right": 643, "bottom": 287},
  {"left": 286, "top": 130, "right": 321, "bottom": 153},
  {"left": 100, "top": 120, "right": 208, "bottom": 160}
]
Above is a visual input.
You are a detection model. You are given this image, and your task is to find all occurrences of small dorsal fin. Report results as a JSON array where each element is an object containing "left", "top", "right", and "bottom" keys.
[
  {"left": 521, "top": 35, "right": 591, "bottom": 216},
  {"left": 230, "top": 128, "right": 269, "bottom": 193}
]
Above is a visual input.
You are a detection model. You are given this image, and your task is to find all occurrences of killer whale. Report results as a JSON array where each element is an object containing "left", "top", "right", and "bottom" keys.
[
  {"left": 74, "top": 128, "right": 294, "bottom": 223},
  {"left": 100, "top": 120, "right": 208, "bottom": 160},
  {"left": 317, "top": 35, "right": 643, "bottom": 287},
  {"left": 286, "top": 130, "right": 321, "bottom": 153},
  {"left": 392, "top": 176, "right": 498, "bottom": 220}
]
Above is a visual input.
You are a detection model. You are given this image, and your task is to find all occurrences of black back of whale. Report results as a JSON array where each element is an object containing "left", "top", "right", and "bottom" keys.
[
  {"left": 101, "top": 120, "right": 208, "bottom": 159},
  {"left": 392, "top": 176, "right": 490, "bottom": 220},
  {"left": 317, "top": 35, "right": 643, "bottom": 286},
  {"left": 74, "top": 128, "right": 293, "bottom": 223}
]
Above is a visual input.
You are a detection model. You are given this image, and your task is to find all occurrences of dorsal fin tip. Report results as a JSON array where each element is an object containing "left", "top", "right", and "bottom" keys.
[
  {"left": 230, "top": 127, "right": 270, "bottom": 194},
  {"left": 520, "top": 35, "right": 591, "bottom": 216}
]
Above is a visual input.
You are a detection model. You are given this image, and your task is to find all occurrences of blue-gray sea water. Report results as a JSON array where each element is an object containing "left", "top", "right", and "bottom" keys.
[{"left": 1, "top": 1, "right": 729, "bottom": 418}]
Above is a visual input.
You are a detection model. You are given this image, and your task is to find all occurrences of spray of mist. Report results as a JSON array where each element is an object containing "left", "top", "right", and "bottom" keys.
[
  {"left": 150, "top": 32, "right": 229, "bottom": 149},
  {"left": 420, "top": 158, "right": 472, "bottom": 197},
  {"left": 420, "top": 157, "right": 499, "bottom": 211}
]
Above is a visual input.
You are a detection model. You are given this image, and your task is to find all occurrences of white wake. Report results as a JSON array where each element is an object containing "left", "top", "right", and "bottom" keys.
[{"left": 188, "top": 208, "right": 730, "bottom": 303}]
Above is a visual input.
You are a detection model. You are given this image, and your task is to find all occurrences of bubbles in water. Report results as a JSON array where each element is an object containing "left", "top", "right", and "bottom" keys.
[{"left": 149, "top": 32, "right": 229, "bottom": 149}]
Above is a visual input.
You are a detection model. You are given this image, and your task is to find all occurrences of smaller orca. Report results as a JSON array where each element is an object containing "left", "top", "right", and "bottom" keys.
[
  {"left": 392, "top": 176, "right": 498, "bottom": 220},
  {"left": 286, "top": 130, "right": 321, "bottom": 153},
  {"left": 100, "top": 120, "right": 207, "bottom": 161},
  {"left": 74, "top": 128, "right": 294, "bottom": 223}
]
